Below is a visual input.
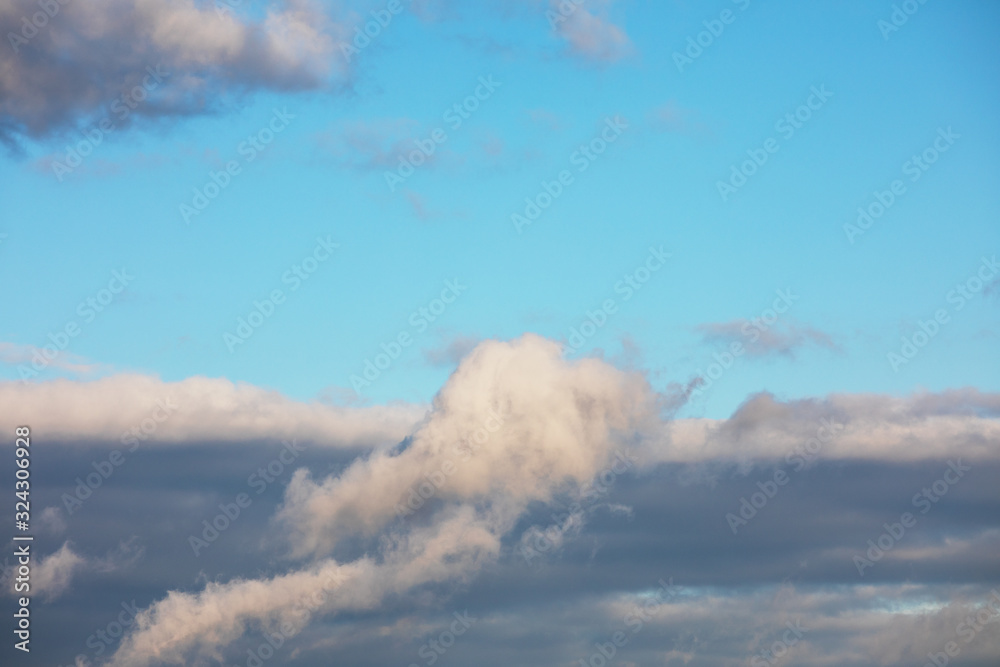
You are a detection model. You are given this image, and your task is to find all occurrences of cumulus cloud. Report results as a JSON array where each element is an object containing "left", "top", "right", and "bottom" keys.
[
  {"left": 0, "top": 374, "right": 424, "bottom": 447},
  {"left": 276, "top": 334, "right": 656, "bottom": 557},
  {"left": 0, "top": 0, "right": 348, "bottom": 145}
]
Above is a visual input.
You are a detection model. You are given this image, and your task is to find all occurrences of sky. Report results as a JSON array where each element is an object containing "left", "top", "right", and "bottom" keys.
[{"left": 0, "top": 1, "right": 999, "bottom": 666}]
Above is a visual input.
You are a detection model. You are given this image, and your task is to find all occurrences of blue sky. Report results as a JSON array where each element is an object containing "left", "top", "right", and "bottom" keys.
[{"left": 2, "top": 1, "right": 998, "bottom": 416}]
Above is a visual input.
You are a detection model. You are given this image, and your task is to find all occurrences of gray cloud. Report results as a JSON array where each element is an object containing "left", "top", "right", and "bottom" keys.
[
  {"left": 696, "top": 318, "right": 840, "bottom": 359},
  {"left": 547, "top": 0, "right": 632, "bottom": 63},
  {"left": 1, "top": 337, "right": 997, "bottom": 665},
  {"left": 0, "top": 0, "right": 348, "bottom": 146},
  {"left": 422, "top": 334, "right": 481, "bottom": 366}
]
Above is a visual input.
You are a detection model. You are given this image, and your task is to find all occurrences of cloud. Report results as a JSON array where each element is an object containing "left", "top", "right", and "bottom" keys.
[
  {"left": 3, "top": 538, "right": 141, "bottom": 601},
  {"left": 0, "top": 0, "right": 348, "bottom": 146},
  {"left": 315, "top": 118, "right": 425, "bottom": 171},
  {"left": 404, "top": 189, "right": 436, "bottom": 220},
  {"left": 548, "top": 0, "right": 632, "bottom": 63},
  {"left": 0, "top": 341, "right": 102, "bottom": 375},
  {"left": 26, "top": 543, "right": 85, "bottom": 601},
  {"left": 655, "top": 389, "right": 1000, "bottom": 464},
  {"left": 37, "top": 506, "right": 67, "bottom": 535},
  {"left": 984, "top": 277, "right": 1000, "bottom": 298},
  {"left": 696, "top": 319, "right": 840, "bottom": 359},
  {"left": 526, "top": 108, "right": 563, "bottom": 131},
  {"left": 0, "top": 374, "right": 424, "bottom": 447},
  {"left": 105, "top": 334, "right": 658, "bottom": 663},
  {"left": 647, "top": 101, "right": 710, "bottom": 137},
  {"left": 276, "top": 334, "right": 657, "bottom": 558},
  {"left": 422, "top": 334, "right": 481, "bottom": 366},
  {"left": 46, "top": 335, "right": 993, "bottom": 665}
]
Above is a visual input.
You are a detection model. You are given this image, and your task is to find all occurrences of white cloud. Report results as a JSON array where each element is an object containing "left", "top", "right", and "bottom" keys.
[
  {"left": 3, "top": 538, "right": 144, "bottom": 602},
  {"left": 276, "top": 334, "right": 657, "bottom": 557},
  {"left": 0, "top": 374, "right": 424, "bottom": 448}
]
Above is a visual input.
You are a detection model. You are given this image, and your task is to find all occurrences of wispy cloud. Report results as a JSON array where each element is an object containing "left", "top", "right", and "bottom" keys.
[
  {"left": 696, "top": 319, "right": 840, "bottom": 359},
  {"left": 548, "top": 0, "right": 632, "bottom": 63},
  {"left": 0, "top": 341, "right": 102, "bottom": 375}
]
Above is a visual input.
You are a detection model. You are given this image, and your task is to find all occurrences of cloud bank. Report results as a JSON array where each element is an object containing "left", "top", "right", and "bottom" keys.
[{"left": 85, "top": 335, "right": 1000, "bottom": 665}]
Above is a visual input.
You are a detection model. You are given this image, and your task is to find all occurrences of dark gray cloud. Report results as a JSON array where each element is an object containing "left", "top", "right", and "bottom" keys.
[{"left": 3, "top": 442, "right": 999, "bottom": 666}]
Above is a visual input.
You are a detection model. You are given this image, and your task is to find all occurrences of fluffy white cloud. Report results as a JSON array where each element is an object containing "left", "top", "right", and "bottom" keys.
[{"left": 277, "top": 334, "right": 657, "bottom": 557}]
